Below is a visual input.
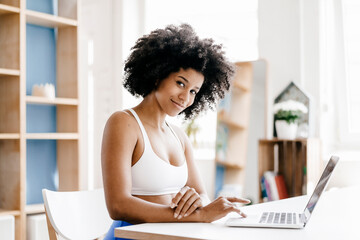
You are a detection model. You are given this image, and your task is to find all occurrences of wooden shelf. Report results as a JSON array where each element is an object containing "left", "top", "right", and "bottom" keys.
[
  {"left": 216, "top": 159, "right": 243, "bottom": 170},
  {"left": 258, "top": 138, "right": 322, "bottom": 202},
  {"left": 0, "top": 68, "right": 20, "bottom": 76},
  {"left": 233, "top": 81, "right": 250, "bottom": 92},
  {"left": 259, "top": 138, "right": 308, "bottom": 143},
  {"left": 0, "top": 209, "right": 21, "bottom": 217},
  {"left": 26, "top": 95, "right": 78, "bottom": 106},
  {"left": 25, "top": 204, "right": 45, "bottom": 215},
  {"left": 26, "top": 10, "right": 77, "bottom": 28},
  {"left": 1, "top": 1, "right": 80, "bottom": 238},
  {"left": 215, "top": 61, "right": 264, "bottom": 198},
  {"left": 0, "top": 4, "right": 20, "bottom": 15},
  {"left": 0, "top": 133, "right": 20, "bottom": 139},
  {"left": 218, "top": 110, "right": 246, "bottom": 129},
  {"left": 26, "top": 133, "right": 79, "bottom": 140}
]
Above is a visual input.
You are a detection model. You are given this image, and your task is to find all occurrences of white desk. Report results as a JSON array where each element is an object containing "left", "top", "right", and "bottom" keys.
[{"left": 115, "top": 187, "right": 360, "bottom": 240}]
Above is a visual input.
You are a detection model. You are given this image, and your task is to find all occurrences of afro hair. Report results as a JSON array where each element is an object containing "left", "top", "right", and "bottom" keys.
[{"left": 123, "top": 24, "right": 235, "bottom": 119}]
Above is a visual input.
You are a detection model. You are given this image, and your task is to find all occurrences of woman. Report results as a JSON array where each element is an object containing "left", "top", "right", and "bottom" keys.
[{"left": 101, "top": 24, "right": 250, "bottom": 239}]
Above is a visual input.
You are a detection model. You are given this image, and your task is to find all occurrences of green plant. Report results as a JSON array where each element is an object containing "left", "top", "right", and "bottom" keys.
[
  {"left": 183, "top": 118, "right": 200, "bottom": 146},
  {"left": 273, "top": 100, "right": 308, "bottom": 124}
]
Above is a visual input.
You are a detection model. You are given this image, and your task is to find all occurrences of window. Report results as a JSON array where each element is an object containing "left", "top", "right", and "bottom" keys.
[
  {"left": 341, "top": 0, "right": 360, "bottom": 139},
  {"left": 319, "top": 0, "right": 360, "bottom": 158},
  {"left": 144, "top": 0, "right": 258, "bottom": 62}
]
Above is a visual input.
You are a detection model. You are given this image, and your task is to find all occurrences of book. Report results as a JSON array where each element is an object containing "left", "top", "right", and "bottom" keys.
[
  {"left": 264, "top": 171, "right": 279, "bottom": 201},
  {"left": 260, "top": 176, "right": 268, "bottom": 202},
  {"left": 264, "top": 176, "right": 272, "bottom": 201},
  {"left": 275, "top": 174, "right": 289, "bottom": 199}
]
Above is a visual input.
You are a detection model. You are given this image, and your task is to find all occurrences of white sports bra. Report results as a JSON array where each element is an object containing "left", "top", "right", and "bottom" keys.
[{"left": 128, "top": 109, "right": 188, "bottom": 196}]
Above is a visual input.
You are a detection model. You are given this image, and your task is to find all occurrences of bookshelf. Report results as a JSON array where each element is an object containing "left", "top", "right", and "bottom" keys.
[
  {"left": 0, "top": 0, "right": 80, "bottom": 239},
  {"left": 258, "top": 138, "right": 322, "bottom": 202},
  {"left": 215, "top": 61, "right": 256, "bottom": 197}
]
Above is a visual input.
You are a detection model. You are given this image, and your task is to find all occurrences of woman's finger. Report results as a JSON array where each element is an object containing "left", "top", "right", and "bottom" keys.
[
  {"left": 218, "top": 197, "right": 248, "bottom": 218},
  {"left": 183, "top": 198, "right": 202, "bottom": 217},
  {"left": 171, "top": 186, "right": 190, "bottom": 208},
  {"left": 174, "top": 188, "right": 197, "bottom": 218},
  {"left": 229, "top": 201, "right": 247, "bottom": 218},
  {"left": 179, "top": 193, "right": 201, "bottom": 218},
  {"left": 226, "top": 196, "right": 251, "bottom": 204},
  {"left": 239, "top": 210, "right": 247, "bottom": 218}
]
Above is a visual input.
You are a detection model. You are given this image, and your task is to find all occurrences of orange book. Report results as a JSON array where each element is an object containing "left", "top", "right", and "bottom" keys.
[{"left": 275, "top": 175, "right": 289, "bottom": 199}]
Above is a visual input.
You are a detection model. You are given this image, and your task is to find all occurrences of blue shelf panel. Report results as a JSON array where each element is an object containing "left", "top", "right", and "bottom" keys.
[
  {"left": 26, "top": 23, "right": 56, "bottom": 95},
  {"left": 26, "top": 104, "right": 56, "bottom": 133},
  {"left": 26, "top": 140, "right": 58, "bottom": 204},
  {"left": 26, "top": 0, "right": 57, "bottom": 15},
  {"left": 215, "top": 164, "right": 225, "bottom": 198}
]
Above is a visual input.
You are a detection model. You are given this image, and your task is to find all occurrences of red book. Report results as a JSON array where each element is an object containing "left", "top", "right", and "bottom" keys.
[{"left": 275, "top": 175, "right": 289, "bottom": 199}]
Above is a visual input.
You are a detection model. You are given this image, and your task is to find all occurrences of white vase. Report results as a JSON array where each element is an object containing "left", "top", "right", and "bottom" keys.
[{"left": 275, "top": 120, "right": 298, "bottom": 139}]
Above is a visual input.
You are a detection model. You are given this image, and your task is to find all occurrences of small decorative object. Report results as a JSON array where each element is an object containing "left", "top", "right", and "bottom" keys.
[
  {"left": 32, "top": 83, "right": 55, "bottom": 99},
  {"left": 183, "top": 118, "right": 200, "bottom": 147},
  {"left": 273, "top": 100, "right": 308, "bottom": 139}
]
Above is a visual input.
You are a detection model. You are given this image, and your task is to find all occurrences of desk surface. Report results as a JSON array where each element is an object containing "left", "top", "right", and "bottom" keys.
[{"left": 115, "top": 187, "right": 360, "bottom": 240}]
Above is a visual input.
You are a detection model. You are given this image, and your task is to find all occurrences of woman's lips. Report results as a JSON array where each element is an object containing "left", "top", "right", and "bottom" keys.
[{"left": 171, "top": 99, "right": 185, "bottom": 110}]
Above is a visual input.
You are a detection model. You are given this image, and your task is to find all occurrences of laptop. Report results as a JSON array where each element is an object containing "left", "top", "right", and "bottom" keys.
[{"left": 226, "top": 155, "right": 339, "bottom": 229}]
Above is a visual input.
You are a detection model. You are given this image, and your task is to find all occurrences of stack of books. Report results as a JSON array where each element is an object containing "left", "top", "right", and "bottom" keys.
[{"left": 260, "top": 171, "right": 289, "bottom": 202}]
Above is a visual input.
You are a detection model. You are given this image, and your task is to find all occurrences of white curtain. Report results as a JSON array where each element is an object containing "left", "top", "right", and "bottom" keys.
[
  {"left": 319, "top": 0, "right": 347, "bottom": 154},
  {"left": 319, "top": 0, "right": 360, "bottom": 188}
]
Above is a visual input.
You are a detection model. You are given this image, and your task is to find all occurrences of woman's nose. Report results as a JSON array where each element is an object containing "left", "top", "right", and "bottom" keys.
[{"left": 179, "top": 91, "right": 190, "bottom": 105}]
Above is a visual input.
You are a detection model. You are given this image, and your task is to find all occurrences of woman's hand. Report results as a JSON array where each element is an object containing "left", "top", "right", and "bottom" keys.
[
  {"left": 171, "top": 186, "right": 204, "bottom": 219},
  {"left": 199, "top": 196, "right": 251, "bottom": 223}
]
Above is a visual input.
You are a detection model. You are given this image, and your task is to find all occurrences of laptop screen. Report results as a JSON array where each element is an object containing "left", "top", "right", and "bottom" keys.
[{"left": 304, "top": 156, "right": 339, "bottom": 215}]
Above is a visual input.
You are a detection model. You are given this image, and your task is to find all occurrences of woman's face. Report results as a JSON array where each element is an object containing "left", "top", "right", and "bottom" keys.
[{"left": 155, "top": 68, "right": 204, "bottom": 116}]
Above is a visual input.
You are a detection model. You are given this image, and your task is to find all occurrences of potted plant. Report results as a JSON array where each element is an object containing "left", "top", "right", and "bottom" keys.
[{"left": 273, "top": 100, "right": 308, "bottom": 139}]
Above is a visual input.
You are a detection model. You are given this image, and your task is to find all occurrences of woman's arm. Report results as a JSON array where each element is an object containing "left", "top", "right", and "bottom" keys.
[{"left": 101, "top": 112, "right": 203, "bottom": 224}]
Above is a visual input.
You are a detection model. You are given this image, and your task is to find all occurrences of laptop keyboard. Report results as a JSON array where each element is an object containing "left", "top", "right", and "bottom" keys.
[{"left": 259, "top": 212, "right": 297, "bottom": 225}]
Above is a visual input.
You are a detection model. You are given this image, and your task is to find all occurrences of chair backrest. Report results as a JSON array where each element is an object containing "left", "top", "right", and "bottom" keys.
[{"left": 42, "top": 188, "right": 113, "bottom": 240}]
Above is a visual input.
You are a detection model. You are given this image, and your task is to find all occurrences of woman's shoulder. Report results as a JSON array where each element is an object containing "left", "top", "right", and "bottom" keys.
[
  {"left": 107, "top": 110, "right": 132, "bottom": 123},
  {"left": 104, "top": 110, "right": 139, "bottom": 134},
  {"left": 167, "top": 123, "right": 190, "bottom": 148}
]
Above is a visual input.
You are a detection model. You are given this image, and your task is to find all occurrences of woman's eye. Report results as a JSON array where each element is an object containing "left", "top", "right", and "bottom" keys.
[
  {"left": 190, "top": 90, "right": 197, "bottom": 95},
  {"left": 177, "top": 81, "right": 185, "bottom": 87}
]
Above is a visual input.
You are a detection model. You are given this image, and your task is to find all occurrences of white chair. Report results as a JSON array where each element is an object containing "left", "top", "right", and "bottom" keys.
[{"left": 42, "top": 188, "right": 113, "bottom": 240}]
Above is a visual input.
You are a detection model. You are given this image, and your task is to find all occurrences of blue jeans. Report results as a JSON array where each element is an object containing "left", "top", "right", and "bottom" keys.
[{"left": 103, "top": 220, "right": 133, "bottom": 240}]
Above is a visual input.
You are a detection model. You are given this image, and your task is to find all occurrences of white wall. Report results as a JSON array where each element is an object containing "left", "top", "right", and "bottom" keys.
[
  {"left": 79, "top": 0, "right": 124, "bottom": 189},
  {"left": 259, "top": 0, "right": 302, "bottom": 138},
  {"left": 258, "top": 0, "right": 321, "bottom": 138}
]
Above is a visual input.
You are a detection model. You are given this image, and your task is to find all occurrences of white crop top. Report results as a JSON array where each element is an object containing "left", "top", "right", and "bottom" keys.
[{"left": 128, "top": 109, "right": 188, "bottom": 196}]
